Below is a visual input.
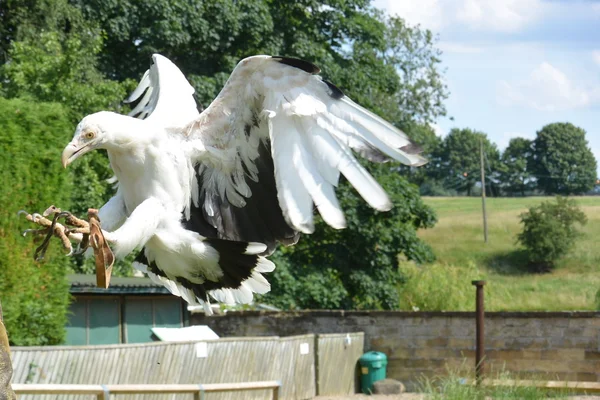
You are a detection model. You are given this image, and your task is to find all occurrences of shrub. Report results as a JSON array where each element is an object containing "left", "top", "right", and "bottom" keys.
[
  {"left": 419, "top": 180, "right": 458, "bottom": 197},
  {"left": 0, "top": 97, "right": 72, "bottom": 345},
  {"left": 398, "top": 262, "right": 484, "bottom": 311},
  {"left": 516, "top": 197, "right": 587, "bottom": 272}
]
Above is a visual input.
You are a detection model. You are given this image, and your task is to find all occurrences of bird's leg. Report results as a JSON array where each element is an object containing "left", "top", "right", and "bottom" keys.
[
  {"left": 42, "top": 206, "right": 92, "bottom": 254},
  {"left": 20, "top": 206, "right": 115, "bottom": 288},
  {"left": 18, "top": 207, "right": 89, "bottom": 259}
]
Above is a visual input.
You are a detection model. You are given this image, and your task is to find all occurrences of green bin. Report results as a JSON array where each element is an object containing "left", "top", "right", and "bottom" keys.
[{"left": 359, "top": 351, "right": 387, "bottom": 394}]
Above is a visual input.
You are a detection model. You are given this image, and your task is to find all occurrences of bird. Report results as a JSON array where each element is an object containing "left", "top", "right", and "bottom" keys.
[{"left": 59, "top": 54, "right": 426, "bottom": 314}]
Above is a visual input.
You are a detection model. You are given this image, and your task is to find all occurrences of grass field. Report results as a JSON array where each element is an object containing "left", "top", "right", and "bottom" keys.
[{"left": 406, "top": 196, "right": 600, "bottom": 311}]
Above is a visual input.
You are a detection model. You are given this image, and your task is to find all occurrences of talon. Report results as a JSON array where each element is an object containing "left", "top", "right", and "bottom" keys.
[
  {"left": 73, "top": 245, "right": 86, "bottom": 255},
  {"left": 17, "top": 210, "right": 30, "bottom": 217},
  {"left": 31, "top": 213, "right": 43, "bottom": 222},
  {"left": 43, "top": 205, "right": 61, "bottom": 217},
  {"left": 22, "top": 228, "right": 43, "bottom": 237}
]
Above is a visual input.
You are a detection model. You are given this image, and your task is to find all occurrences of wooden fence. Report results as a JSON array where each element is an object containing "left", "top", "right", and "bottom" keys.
[
  {"left": 12, "top": 381, "right": 281, "bottom": 400},
  {"left": 11, "top": 332, "right": 364, "bottom": 400},
  {"left": 316, "top": 333, "right": 364, "bottom": 395}
]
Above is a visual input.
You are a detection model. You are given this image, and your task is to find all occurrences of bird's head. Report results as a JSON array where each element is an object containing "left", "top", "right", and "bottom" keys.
[{"left": 61, "top": 111, "right": 126, "bottom": 168}]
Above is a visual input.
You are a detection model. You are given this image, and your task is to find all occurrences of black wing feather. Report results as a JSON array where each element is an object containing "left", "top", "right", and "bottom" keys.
[{"left": 182, "top": 140, "right": 300, "bottom": 255}]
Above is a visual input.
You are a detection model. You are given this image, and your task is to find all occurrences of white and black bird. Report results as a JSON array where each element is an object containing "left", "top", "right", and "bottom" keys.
[{"left": 60, "top": 54, "right": 426, "bottom": 313}]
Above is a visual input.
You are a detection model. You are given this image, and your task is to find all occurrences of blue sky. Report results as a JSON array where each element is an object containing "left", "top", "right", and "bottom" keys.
[{"left": 373, "top": 0, "right": 600, "bottom": 171}]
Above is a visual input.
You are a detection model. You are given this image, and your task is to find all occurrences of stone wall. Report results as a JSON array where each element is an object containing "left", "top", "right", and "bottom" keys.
[{"left": 192, "top": 311, "right": 600, "bottom": 389}]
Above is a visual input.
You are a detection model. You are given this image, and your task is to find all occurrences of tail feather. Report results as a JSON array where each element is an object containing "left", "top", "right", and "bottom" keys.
[{"left": 134, "top": 237, "right": 274, "bottom": 314}]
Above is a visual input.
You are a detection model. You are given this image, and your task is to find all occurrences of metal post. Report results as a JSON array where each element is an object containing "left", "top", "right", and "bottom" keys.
[
  {"left": 480, "top": 140, "right": 488, "bottom": 243},
  {"left": 472, "top": 281, "right": 486, "bottom": 384}
]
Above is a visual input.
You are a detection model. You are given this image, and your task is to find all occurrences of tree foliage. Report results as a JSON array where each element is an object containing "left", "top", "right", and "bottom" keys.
[
  {"left": 0, "top": 0, "right": 447, "bottom": 318},
  {"left": 0, "top": 98, "right": 72, "bottom": 345},
  {"left": 69, "top": 0, "right": 449, "bottom": 123},
  {"left": 499, "top": 138, "right": 535, "bottom": 196},
  {"left": 517, "top": 197, "right": 587, "bottom": 272},
  {"left": 262, "top": 174, "right": 437, "bottom": 310},
  {"left": 435, "top": 128, "right": 501, "bottom": 196},
  {"left": 0, "top": 0, "right": 136, "bottom": 278},
  {"left": 531, "top": 123, "right": 597, "bottom": 195}
]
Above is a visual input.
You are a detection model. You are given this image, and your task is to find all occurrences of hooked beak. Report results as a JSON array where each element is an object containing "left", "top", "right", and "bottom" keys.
[{"left": 61, "top": 142, "right": 92, "bottom": 168}]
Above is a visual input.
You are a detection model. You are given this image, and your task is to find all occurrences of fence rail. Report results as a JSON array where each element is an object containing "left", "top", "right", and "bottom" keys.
[{"left": 12, "top": 381, "right": 281, "bottom": 400}]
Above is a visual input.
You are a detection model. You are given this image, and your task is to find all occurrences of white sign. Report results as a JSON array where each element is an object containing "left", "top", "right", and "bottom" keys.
[
  {"left": 300, "top": 342, "right": 309, "bottom": 355},
  {"left": 195, "top": 342, "right": 208, "bottom": 358}
]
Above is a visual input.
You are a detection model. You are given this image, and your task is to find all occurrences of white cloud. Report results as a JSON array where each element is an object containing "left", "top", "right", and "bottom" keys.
[
  {"left": 372, "top": 0, "right": 543, "bottom": 33},
  {"left": 456, "top": 0, "right": 543, "bottom": 33},
  {"left": 497, "top": 62, "right": 596, "bottom": 111},
  {"left": 438, "top": 42, "right": 484, "bottom": 54},
  {"left": 372, "top": 0, "right": 445, "bottom": 30},
  {"left": 593, "top": 50, "right": 600, "bottom": 67}
]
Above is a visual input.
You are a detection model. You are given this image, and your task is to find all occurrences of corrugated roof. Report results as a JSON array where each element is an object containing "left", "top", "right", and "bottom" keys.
[{"left": 68, "top": 274, "right": 171, "bottom": 294}]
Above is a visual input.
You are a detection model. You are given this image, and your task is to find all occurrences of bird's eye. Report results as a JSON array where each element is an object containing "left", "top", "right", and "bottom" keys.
[{"left": 84, "top": 131, "right": 96, "bottom": 140}]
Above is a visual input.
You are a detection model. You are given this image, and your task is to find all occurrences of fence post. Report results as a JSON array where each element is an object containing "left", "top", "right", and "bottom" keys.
[
  {"left": 97, "top": 384, "right": 110, "bottom": 400},
  {"left": 272, "top": 381, "right": 281, "bottom": 400},
  {"left": 196, "top": 384, "right": 205, "bottom": 400},
  {"left": 471, "top": 281, "right": 486, "bottom": 385}
]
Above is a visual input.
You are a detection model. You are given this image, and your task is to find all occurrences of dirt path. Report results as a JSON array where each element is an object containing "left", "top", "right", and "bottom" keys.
[
  {"left": 315, "top": 395, "right": 424, "bottom": 400},
  {"left": 314, "top": 395, "right": 600, "bottom": 400}
]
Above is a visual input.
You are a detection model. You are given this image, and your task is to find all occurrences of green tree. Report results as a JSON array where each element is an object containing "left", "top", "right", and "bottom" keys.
[
  {"left": 437, "top": 128, "right": 501, "bottom": 196},
  {"left": 499, "top": 137, "right": 535, "bottom": 196},
  {"left": 530, "top": 122, "right": 597, "bottom": 195},
  {"left": 0, "top": 98, "right": 72, "bottom": 345},
  {"left": 517, "top": 197, "right": 587, "bottom": 272},
  {"left": 1, "top": 1, "right": 135, "bottom": 276},
  {"left": 2, "top": 0, "right": 447, "bottom": 310},
  {"left": 67, "top": 0, "right": 447, "bottom": 308},
  {"left": 70, "top": 1, "right": 448, "bottom": 122},
  {"left": 262, "top": 174, "right": 437, "bottom": 310},
  {"left": 399, "top": 123, "right": 444, "bottom": 189}
]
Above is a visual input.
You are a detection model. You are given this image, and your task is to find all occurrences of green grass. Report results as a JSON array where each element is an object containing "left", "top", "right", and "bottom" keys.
[
  {"left": 419, "top": 366, "right": 574, "bottom": 399},
  {"left": 408, "top": 196, "right": 600, "bottom": 311}
]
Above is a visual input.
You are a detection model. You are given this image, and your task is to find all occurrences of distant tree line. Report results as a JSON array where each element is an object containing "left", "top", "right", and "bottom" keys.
[{"left": 410, "top": 124, "right": 598, "bottom": 197}]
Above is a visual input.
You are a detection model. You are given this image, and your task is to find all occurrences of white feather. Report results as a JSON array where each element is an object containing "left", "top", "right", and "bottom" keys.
[
  {"left": 313, "top": 117, "right": 392, "bottom": 211},
  {"left": 254, "top": 258, "right": 275, "bottom": 273},
  {"left": 245, "top": 242, "right": 267, "bottom": 254},
  {"left": 270, "top": 115, "right": 314, "bottom": 233},
  {"left": 125, "top": 69, "right": 150, "bottom": 104}
]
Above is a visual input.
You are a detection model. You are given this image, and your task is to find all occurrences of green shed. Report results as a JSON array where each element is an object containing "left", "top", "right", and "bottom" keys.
[{"left": 66, "top": 274, "right": 189, "bottom": 345}]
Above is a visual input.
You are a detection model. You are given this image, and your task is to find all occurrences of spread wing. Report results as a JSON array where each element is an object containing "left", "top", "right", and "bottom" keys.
[
  {"left": 180, "top": 55, "right": 426, "bottom": 253},
  {"left": 126, "top": 54, "right": 426, "bottom": 255},
  {"left": 125, "top": 54, "right": 200, "bottom": 128}
]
